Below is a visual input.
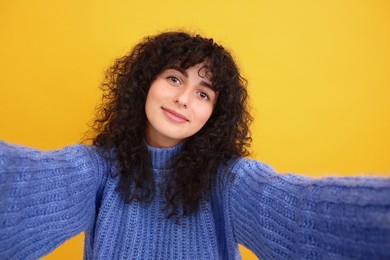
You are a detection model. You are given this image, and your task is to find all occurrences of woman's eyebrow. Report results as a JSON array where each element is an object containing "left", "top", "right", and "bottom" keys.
[
  {"left": 200, "top": 81, "right": 214, "bottom": 91},
  {"left": 170, "top": 66, "right": 215, "bottom": 91},
  {"left": 171, "top": 66, "right": 188, "bottom": 77}
]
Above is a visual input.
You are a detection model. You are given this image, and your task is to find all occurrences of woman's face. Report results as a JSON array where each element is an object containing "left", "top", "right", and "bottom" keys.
[{"left": 145, "top": 63, "right": 217, "bottom": 148}]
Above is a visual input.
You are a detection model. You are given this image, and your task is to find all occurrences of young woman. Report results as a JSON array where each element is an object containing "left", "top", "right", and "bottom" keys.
[{"left": 1, "top": 32, "right": 389, "bottom": 259}]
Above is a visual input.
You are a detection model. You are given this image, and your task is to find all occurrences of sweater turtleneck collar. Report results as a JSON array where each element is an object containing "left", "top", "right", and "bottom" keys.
[{"left": 145, "top": 142, "right": 185, "bottom": 170}]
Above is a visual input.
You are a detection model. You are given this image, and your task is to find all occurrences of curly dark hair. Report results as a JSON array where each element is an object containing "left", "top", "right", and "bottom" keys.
[{"left": 92, "top": 31, "right": 252, "bottom": 218}]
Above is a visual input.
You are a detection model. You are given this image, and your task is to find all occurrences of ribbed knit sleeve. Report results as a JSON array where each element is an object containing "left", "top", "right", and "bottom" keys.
[
  {"left": 228, "top": 159, "right": 390, "bottom": 259},
  {"left": 0, "top": 141, "right": 108, "bottom": 259}
]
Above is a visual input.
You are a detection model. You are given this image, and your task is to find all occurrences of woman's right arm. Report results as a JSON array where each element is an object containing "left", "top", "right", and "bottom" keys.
[{"left": 0, "top": 141, "right": 108, "bottom": 259}]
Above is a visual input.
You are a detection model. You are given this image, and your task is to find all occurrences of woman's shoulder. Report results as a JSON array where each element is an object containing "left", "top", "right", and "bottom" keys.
[
  {"left": 220, "top": 157, "right": 313, "bottom": 195},
  {"left": 224, "top": 156, "right": 277, "bottom": 179},
  {"left": 214, "top": 157, "right": 278, "bottom": 196}
]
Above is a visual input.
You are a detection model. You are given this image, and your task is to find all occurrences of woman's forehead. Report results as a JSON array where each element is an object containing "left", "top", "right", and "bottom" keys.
[{"left": 164, "top": 62, "right": 213, "bottom": 80}]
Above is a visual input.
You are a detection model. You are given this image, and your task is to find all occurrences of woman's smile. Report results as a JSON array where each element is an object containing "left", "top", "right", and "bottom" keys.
[{"left": 162, "top": 107, "right": 189, "bottom": 123}]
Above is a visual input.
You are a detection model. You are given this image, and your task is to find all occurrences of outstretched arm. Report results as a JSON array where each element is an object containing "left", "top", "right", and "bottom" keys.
[
  {"left": 0, "top": 141, "right": 108, "bottom": 259},
  {"left": 228, "top": 159, "right": 390, "bottom": 259}
]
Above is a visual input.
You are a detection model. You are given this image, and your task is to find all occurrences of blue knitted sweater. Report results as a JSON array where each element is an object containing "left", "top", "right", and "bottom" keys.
[{"left": 0, "top": 141, "right": 389, "bottom": 259}]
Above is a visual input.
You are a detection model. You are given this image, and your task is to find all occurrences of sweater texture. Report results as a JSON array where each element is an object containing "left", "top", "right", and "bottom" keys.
[{"left": 0, "top": 141, "right": 389, "bottom": 259}]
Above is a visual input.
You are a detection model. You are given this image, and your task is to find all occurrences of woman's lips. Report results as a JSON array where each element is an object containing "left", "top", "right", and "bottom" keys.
[{"left": 162, "top": 107, "right": 189, "bottom": 123}]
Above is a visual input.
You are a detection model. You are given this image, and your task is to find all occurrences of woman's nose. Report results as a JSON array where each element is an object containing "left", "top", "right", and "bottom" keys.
[{"left": 174, "top": 87, "right": 191, "bottom": 108}]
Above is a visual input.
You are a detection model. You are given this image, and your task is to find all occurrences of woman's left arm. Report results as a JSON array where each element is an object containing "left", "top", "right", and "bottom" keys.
[{"left": 227, "top": 159, "right": 390, "bottom": 260}]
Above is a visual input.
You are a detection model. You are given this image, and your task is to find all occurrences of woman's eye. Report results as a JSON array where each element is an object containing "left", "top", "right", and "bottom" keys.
[
  {"left": 198, "top": 92, "right": 209, "bottom": 100},
  {"left": 168, "top": 76, "right": 180, "bottom": 84}
]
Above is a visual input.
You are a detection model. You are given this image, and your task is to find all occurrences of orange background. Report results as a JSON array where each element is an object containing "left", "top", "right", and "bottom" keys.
[{"left": 0, "top": 0, "right": 389, "bottom": 259}]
